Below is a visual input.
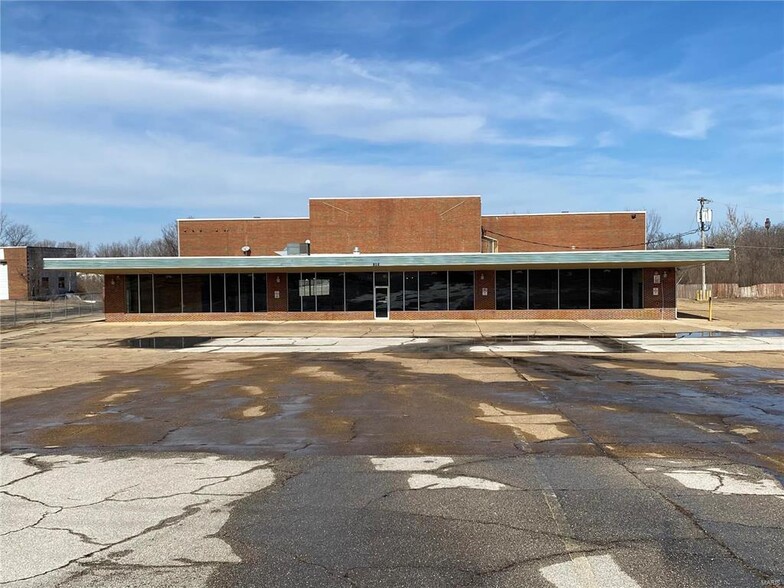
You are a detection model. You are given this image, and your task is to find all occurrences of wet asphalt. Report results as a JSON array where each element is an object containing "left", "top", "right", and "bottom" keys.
[{"left": 1, "top": 338, "right": 783, "bottom": 587}]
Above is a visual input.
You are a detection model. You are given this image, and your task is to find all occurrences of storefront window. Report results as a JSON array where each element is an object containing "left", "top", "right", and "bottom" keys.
[
  {"left": 253, "top": 274, "right": 267, "bottom": 312},
  {"left": 390, "top": 272, "right": 404, "bottom": 311},
  {"left": 346, "top": 272, "right": 373, "bottom": 311},
  {"left": 495, "top": 270, "right": 512, "bottom": 310},
  {"left": 528, "top": 270, "right": 558, "bottom": 309},
  {"left": 419, "top": 271, "right": 448, "bottom": 310},
  {"left": 623, "top": 268, "right": 643, "bottom": 309},
  {"left": 317, "top": 272, "right": 345, "bottom": 311},
  {"left": 404, "top": 272, "right": 418, "bottom": 310},
  {"left": 139, "top": 275, "right": 154, "bottom": 313},
  {"left": 126, "top": 275, "right": 139, "bottom": 313},
  {"left": 559, "top": 269, "right": 589, "bottom": 309},
  {"left": 591, "top": 269, "right": 622, "bottom": 309},
  {"left": 182, "top": 274, "right": 210, "bottom": 312},
  {"left": 448, "top": 271, "right": 474, "bottom": 310},
  {"left": 239, "top": 273, "right": 253, "bottom": 312},
  {"left": 287, "top": 273, "right": 302, "bottom": 312},
  {"left": 511, "top": 269, "right": 527, "bottom": 310}
]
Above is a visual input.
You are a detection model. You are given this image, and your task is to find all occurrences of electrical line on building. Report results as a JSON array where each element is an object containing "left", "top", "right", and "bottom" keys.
[{"left": 482, "top": 227, "right": 700, "bottom": 251}]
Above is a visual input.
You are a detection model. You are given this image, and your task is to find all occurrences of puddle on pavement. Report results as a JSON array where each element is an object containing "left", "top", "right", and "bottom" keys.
[{"left": 119, "top": 337, "right": 214, "bottom": 349}]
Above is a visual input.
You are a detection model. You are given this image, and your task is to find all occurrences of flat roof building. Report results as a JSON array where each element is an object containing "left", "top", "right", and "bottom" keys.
[
  {"left": 45, "top": 195, "right": 728, "bottom": 321},
  {"left": 1, "top": 246, "right": 77, "bottom": 301}
]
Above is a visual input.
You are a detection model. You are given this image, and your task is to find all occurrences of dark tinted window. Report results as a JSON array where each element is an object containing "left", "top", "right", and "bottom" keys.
[
  {"left": 346, "top": 272, "right": 373, "bottom": 311},
  {"left": 239, "top": 273, "right": 253, "bottom": 312},
  {"left": 512, "top": 270, "right": 528, "bottom": 310},
  {"left": 528, "top": 270, "right": 558, "bottom": 309},
  {"left": 316, "top": 272, "right": 345, "bottom": 311},
  {"left": 495, "top": 270, "right": 511, "bottom": 310},
  {"left": 253, "top": 274, "right": 267, "bottom": 312},
  {"left": 404, "top": 272, "right": 418, "bottom": 311},
  {"left": 390, "top": 272, "right": 404, "bottom": 311},
  {"left": 448, "top": 271, "right": 474, "bottom": 310},
  {"left": 225, "top": 274, "right": 240, "bottom": 312},
  {"left": 300, "top": 273, "right": 316, "bottom": 311},
  {"left": 139, "top": 275, "right": 154, "bottom": 313},
  {"left": 182, "top": 274, "right": 210, "bottom": 312},
  {"left": 374, "top": 272, "right": 388, "bottom": 286},
  {"left": 287, "top": 273, "right": 301, "bottom": 312},
  {"left": 559, "top": 269, "right": 589, "bottom": 309},
  {"left": 126, "top": 274, "right": 139, "bottom": 313},
  {"left": 591, "top": 269, "right": 622, "bottom": 309},
  {"left": 623, "top": 268, "right": 643, "bottom": 309},
  {"left": 154, "top": 274, "right": 181, "bottom": 313},
  {"left": 211, "top": 274, "right": 225, "bottom": 312},
  {"left": 419, "top": 271, "right": 448, "bottom": 311}
]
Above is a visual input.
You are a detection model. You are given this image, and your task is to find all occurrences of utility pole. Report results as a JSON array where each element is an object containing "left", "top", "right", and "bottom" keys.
[{"left": 696, "top": 197, "right": 712, "bottom": 300}]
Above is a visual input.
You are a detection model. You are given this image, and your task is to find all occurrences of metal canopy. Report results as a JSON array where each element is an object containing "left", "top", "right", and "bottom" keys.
[{"left": 44, "top": 249, "right": 730, "bottom": 274}]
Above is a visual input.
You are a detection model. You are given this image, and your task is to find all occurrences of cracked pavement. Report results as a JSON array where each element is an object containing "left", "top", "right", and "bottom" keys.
[{"left": 1, "top": 318, "right": 783, "bottom": 587}]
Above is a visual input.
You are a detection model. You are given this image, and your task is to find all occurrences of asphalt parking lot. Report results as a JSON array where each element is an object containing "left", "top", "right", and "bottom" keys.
[{"left": 1, "top": 299, "right": 783, "bottom": 587}]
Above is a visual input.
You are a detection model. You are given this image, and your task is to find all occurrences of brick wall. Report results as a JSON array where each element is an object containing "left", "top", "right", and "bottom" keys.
[
  {"left": 474, "top": 270, "right": 495, "bottom": 310},
  {"left": 643, "top": 267, "right": 676, "bottom": 316},
  {"left": 481, "top": 212, "right": 646, "bottom": 252},
  {"left": 178, "top": 218, "right": 310, "bottom": 257},
  {"left": 2, "top": 247, "right": 29, "bottom": 300},
  {"left": 309, "top": 197, "right": 482, "bottom": 254},
  {"left": 266, "top": 273, "right": 288, "bottom": 311},
  {"left": 104, "top": 274, "right": 126, "bottom": 313}
]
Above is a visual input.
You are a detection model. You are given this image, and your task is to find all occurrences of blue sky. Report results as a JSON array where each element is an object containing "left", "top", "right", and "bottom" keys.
[{"left": 2, "top": 1, "right": 782, "bottom": 245}]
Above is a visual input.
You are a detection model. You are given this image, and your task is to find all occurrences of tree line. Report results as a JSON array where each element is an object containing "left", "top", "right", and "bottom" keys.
[
  {"left": 0, "top": 212, "right": 178, "bottom": 257},
  {"left": 646, "top": 206, "right": 783, "bottom": 286}
]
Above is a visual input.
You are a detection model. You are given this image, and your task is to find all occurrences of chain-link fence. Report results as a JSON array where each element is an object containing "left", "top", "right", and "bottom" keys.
[{"left": 0, "top": 296, "right": 104, "bottom": 329}]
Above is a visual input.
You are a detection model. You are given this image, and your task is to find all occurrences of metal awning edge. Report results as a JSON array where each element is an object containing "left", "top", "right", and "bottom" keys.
[{"left": 44, "top": 249, "right": 731, "bottom": 273}]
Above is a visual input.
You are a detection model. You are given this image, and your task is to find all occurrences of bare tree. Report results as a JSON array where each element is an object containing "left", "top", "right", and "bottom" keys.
[
  {"left": 0, "top": 212, "right": 36, "bottom": 246},
  {"left": 645, "top": 210, "right": 664, "bottom": 248},
  {"left": 152, "top": 221, "right": 179, "bottom": 256}
]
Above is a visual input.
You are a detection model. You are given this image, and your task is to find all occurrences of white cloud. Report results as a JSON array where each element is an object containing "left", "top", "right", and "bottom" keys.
[{"left": 666, "top": 108, "right": 714, "bottom": 139}]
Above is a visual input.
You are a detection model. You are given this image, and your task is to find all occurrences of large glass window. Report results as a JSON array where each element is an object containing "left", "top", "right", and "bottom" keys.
[
  {"left": 288, "top": 273, "right": 302, "bottom": 312},
  {"left": 253, "top": 274, "right": 267, "bottom": 312},
  {"left": 239, "top": 274, "right": 253, "bottom": 312},
  {"left": 559, "top": 269, "right": 589, "bottom": 309},
  {"left": 126, "top": 275, "right": 139, "bottom": 313},
  {"left": 299, "top": 273, "right": 317, "bottom": 311},
  {"left": 591, "top": 269, "right": 622, "bottom": 309},
  {"left": 346, "top": 272, "right": 373, "bottom": 311},
  {"left": 419, "top": 271, "right": 448, "bottom": 311},
  {"left": 448, "top": 271, "right": 474, "bottom": 310},
  {"left": 390, "top": 272, "right": 404, "bottom": 311},
  {"left": 511, "top": 270, "right": 528, "bottom": 310},
  {"left": 495, "top": 270, "right": 511, "bottom": 310},
  {"left": 139, "top": 275, "right": 154, "bottom": 313},
  {"left": 182, "top": 274, "right": 210, "bottom": 312},
  {"left": 225, "top": 274, "right": 240, "bottom": 312},
  {"left": 153, "top": 274, "right": 181, "bottom": 313},
  {"left": 528, "top": 270, "right": 558, "bottom": 309},
  {"left": 210, "top": 274, "right": 225, "bottom": 312},
  {"left": 404, "top": 272, "right": 419, "bottom": 311},
  {"left": 317, "top": 272, "right": 345, "bottom": 311},
  {"left": 623, "top": 268, "right": 643, "bottom": 309}
]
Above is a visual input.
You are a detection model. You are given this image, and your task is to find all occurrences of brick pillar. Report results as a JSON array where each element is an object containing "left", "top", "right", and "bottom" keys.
[
  {"left": 267, "top": 273, "right": 287, "bottom": 311},
  {"left": 643, "top": 268, "right": 676, "bottom": 312},
  {"left": 474, "top": 270, "right": 495, "bottom": 310},
  {"left": 104, "top": 274, "right": 125, "bottom": 313}
]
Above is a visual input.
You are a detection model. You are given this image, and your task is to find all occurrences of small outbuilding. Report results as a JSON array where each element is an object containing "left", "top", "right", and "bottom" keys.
[{"left": 1, "top": 246, "right": 77, "bottom": 300}]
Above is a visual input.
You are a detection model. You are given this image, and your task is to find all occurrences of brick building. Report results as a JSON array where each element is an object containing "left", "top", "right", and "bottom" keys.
[
  {"left": 45, "top": 196, "right": 728, "bottom": 321},
  {"left": 1, "top": 246, "right": 77, "bottom": 300}
]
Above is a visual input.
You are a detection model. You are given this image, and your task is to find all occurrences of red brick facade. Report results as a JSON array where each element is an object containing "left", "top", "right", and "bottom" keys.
[
  {"left": 179, "top": 197, "right": 644, "bottom": 257},
  {"left": 481, "top": 212, "right": 645, "bottom": 252},
  {"left": 2, "top": 247, "right": 29, "bottom": 300}
]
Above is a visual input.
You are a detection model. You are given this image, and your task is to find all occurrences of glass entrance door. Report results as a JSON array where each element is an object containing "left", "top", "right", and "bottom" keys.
[{"left": 374, "top": 286, "right": 389, "bottom": 319}]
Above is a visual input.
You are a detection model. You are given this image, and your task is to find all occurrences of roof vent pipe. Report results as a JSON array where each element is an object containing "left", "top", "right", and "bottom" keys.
[{"left": 353, "top": 246, "right": 360, "bottom": 255}]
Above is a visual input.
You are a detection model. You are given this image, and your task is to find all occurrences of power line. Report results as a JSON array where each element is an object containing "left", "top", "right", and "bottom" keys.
[{"left": 482, "top": 228, "right": 700, "bottom": 251}]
